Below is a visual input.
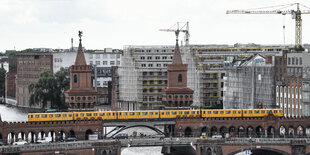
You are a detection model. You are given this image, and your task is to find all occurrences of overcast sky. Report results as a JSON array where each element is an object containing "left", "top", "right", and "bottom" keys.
[{"left": 1, "top": 0, "right": 310, "bottom": 51}]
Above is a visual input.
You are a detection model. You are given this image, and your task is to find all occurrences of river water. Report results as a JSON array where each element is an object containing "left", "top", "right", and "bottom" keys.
[{"left": 0, "top": 104, "right": 164, "bottom": 155}]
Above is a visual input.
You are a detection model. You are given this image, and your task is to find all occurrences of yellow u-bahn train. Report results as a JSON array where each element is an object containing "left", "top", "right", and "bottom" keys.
[{"left": 28, "top": 109, "right": 283, "bottom": 122}]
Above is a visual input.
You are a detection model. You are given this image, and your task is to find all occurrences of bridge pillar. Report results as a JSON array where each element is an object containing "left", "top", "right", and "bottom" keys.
[
  {"left": 196, "top": 144, "right": 201, "bottom": 155},
  {"left": 291, "top": 140, "right": 306, "bottom": 155}
]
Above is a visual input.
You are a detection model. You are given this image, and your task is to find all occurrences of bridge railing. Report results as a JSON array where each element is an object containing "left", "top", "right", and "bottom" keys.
[
  {"left": 225, "top": 138, "right": 310, "bottom": 144},
  {"left": 0, "top": 140, "right": 117, "bottom": 153}
]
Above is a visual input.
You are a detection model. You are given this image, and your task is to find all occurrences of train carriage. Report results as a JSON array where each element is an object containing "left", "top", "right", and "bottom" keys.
[{"left": 28, "top": 112, "right": 74, "bottom": 122}]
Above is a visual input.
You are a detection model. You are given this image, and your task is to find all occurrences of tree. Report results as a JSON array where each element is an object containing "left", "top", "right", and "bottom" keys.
[
  {"left": 0, "top": 68, "right": 6, "bottom": 98},
  {"left": 28, "top": 68, "right": 70, "bottom": 109}
]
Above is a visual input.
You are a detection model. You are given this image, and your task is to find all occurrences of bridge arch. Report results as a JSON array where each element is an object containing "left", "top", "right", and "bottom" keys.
[
  {"left": 256, "top": 126, "right": 264, "bottom": 138},
  {"left": 201, "top": 127, "right": 207, "bottom": 136},
  {"left": 227, "top": 147, "right": 290, "bottom": 155},
  {"left": 297, "top": 125, "right": 304, "bottom": 137},
  {"left": 279, "top": 126, "right": 287, "bottom": 137},
  {"left": 27, "top": 131, "right": 36, "bottom": 143},
  {"left": 210, "top": 126, "right": 217, "bottom": 136},
  {"left": 184, "top": 127, "right": 192, "bottom": 137},
  {"left": 267, "top": 126, "right": 275, "bottom": 138},
  {"left": 228, "top": 126, "right": 236, "bottom": 137},
  {"left": 68, "top": 130, "right": 76, "bottom": 138},
  {"left": 238, "top": 126, "right": 245, "bottom": 137},
  {"left": 110, "top": 125, "right": 165, "bottom": 138},
  {"left": 247, "top": 126, "right": 254, "bottom": 137},
  {"left": 219, "top": 126, "right": 227, "bottom": 137},
  {"left": 306, "top": 126, "right": 310, "bottom": 137},
  {"left": 85, "top": 129, "right": 94, "bottom": 140},
  {"left": 288, "top": 126, "right": 295, "bottom": 137}
]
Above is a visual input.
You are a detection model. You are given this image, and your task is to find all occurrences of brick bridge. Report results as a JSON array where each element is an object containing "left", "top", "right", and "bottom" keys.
[
  {"left": 174, "top": 114, "right": 310, "bottom": 138},
  {"left": 0, "top": 118, "right": 103, "bottom": 144}
]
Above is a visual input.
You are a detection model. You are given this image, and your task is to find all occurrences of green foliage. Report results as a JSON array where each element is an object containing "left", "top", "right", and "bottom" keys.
[
  {"left": 28, "top": 68, "right": 70, "bottom": 109},
  {"left": 0, "top": 68, "right": 6, "bottom": 98}
]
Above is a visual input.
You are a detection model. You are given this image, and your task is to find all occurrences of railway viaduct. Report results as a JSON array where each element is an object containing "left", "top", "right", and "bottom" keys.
[{"left": 0, "top": 118, "right": 103, "bottom": 144}]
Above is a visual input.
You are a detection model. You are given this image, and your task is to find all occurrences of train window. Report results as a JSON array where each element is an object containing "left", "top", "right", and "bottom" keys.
[
  {"left": 179, "top": 112, "right": 183, "bottom": 114},
  {"left": 137, "top": 112, "right": 140, "bottom": 115},
  {"left": 49, "top": 114, "right": 53, "bottom": 118},
  {"left": 255, "top": 110, "right": 259, "bottom": 114},
  {"left": 86, "top": 113, "right": 92, "bottom": 116},
  {"left": 29, "top": 115, "right": 33, "bottom": 118},
  {"left": 94, "top": 113, "right": 98, "bottom": 116},
  {"left": 191, "top": 111, "right": 195, "bottom": 114},
  {"left": 108, "top": 113, "right": 111, "bottom": 116},
  {"left": 220, "top": 111, "right": 224, "bottom": 114},
  {"left": 99, "top": 113, "right": 105, "bottom": 116},
  {"left": 203, "top": 111, "right": 206, "bottom": 114},
  {"left": 155, "top": 112, "right": 158, "bottom": 115},
  {"left": 55, "top": 114, "right": 61, "bottom": 117},
  {"left": 142, "top": 112, "right": 148, "bottom": 115},
  {"left": 172, "top": 112, "right": 177, "bottom": 115},
  {"left": 208, "top": 111, "right": 211, "bottom": 114},
  {"left": 36, "top": 115, "right": 39, "bottom": 118},
  {"left": 130, "top": 112, "right": 135, "bottom": 115},
  {"left": 249, "top": 111, "right": 252, "bottom": 114},
  {"left": 274, "top": 110, "right": 277, "bottom": 113},
  {"left": 244, "top": 111, "right": 247, "bottom": 114},
  {"left": 80, "top": 114, "right": 84, "bottom": 117},
  {"left": 75, "top": 114, "right": 79, "bottom": 117},
  {"left": 63, "top": 114, "right": 67, "bottom": 117},
  {"left": 185, "top": 111, "right": 189, "bottom": 114},
  {"left": 238, "top": 111, "right": 241, "bottom": 114},
  {"left": 268, "top": 110, "right": 272, "bottom": 114},
  {"left": 113, "top": 113, "right": 115, "bottom": 116},
  {"left": 197, "top": 111, "right": 200, "bottom": 114},
  {"left": 42, "top": 114, "right": 47, "bottom": 118},
  {"left": 119, "top": 113, "right": 121, "bottom": 116},
  {"left": 69, "top": 114, "right": 72, "bottom": 117},
  {"left": 150, "top": 112, "right": 153, "bottom": 115},
  {"left": 213, "top": 111, "right": 218, "bottom": 114},
  {"left": 166, "top": 112, "right": 170, "bottom": 115},
  {"left": 233, "top": 111, "right": 236, "bottom": 114},
  {"left": 162, "top": 112, "right": 165, "bottom": 115},
  {"left": 225, "top": 111, "right": 231, "bottom": 114},
  {"left": 124, "top": 113, "right": 127, "bottom": 116},
  {"left": 262, "top": 111, "right": 265, "bottom": 114}
]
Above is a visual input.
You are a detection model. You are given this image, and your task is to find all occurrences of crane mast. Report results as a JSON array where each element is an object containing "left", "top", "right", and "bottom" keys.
[
  {"left": 227, "top": 3, "right": 310, "bottom": 49},
  {"left": 159, "top": 22, "right": 190, "bottom": 46}
]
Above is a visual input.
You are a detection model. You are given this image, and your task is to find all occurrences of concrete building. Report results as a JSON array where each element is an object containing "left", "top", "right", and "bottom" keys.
[
  {"left": 16, "top": 52, "right": 53, "bottom": 108},
  {"left": 5, "top": 69, "right": 16, "bottom": 105},
  {"left": 223, "top": 54, "right": 275, "bottom": 109},
  {"left": 87, "top": 48, "right": 122, "bottom": 110}
]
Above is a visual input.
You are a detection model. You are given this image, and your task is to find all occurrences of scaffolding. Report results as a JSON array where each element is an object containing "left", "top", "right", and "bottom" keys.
[{"left": 118, "top": 48, "right": 141, "bottom": 110}]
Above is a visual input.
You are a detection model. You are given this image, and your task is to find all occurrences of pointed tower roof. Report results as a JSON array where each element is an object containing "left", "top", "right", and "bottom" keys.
[
  {"left": 172, "top": 42, "right": 183, "bottom": 65},
  {"left": 74, "top": 31, "right": 87, "bottom": 66}
]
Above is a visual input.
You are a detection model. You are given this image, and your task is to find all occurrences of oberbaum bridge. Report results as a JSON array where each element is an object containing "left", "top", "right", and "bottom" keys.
[{"left": 2, "top": 33, "right": 310, "bottom": 155}]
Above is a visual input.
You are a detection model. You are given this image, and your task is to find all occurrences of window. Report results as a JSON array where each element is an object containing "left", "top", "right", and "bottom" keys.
[
  {"left": 147, "top": 56, "right": 152, "bottom": 60},
  {"left": 178, "top": 74, "right": 182, "bottom": 83},
  {"left": 110, "top": 54, "right": 115, "bottom": 58},
  {"left": 141, "top": 64, "right": 146, "bottom": 67},
  {"left": 96, "top": 61, "right": 100, "bottom": 65},
  {"left": 74, "top": 75, "right": 77, "bottom": 83},
  {"left": 100, "top": 113, "right": 105, "bottom": 116},
  {"left": 157, "top": 64, "right": 161, "bottom": 67},
  {"left": 96, "top": 54, "right": 100, "bottom": 59},
  {"left": 148, "top": 64, "right": 153, "bottom": 67},
  {"left": 103, "top": 61, "right": 108, "bottom": 65},
  {"left": 213, "top": 111, "right": 218, "bottom": 114},
  {"left": 225, "top": 111, "right": 231, "bottom": 114},
  {"left": 41, "top": 114, "right": 47, "bottom": 118},
  {"left": 140, "top": 56, "right": 145, "bottom": 60},
  {"left": 110, "top": 61, "right": 115, "bottom": 65},
  {"left": 155, "top": 56, "right": 160, "bottom": 60},
  {"left": 117, "top": 61, "right": 120, "bottom": 65},
  {"left": 87, "top": 113, "right": 92, "bottom": 116},
  {"left": 49, "top": 114, "right": 53, "bottom": 118},
  {"left": 55, "top": 114, "right": 61, "bottom": 117}
]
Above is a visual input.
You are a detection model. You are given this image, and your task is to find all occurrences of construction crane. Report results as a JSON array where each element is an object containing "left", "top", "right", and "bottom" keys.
[
  {"left": 227, "top": 3, "right": 310, "bottom": 49},
  {"left": 159, "top": 22, "right": 190, "bottom": 46}
]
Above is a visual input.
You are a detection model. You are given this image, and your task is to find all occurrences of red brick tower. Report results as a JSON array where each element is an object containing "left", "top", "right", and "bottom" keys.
[
  {"left": 162, "top": 41, "right": 194, "bottom": 109},
  {"left": 65, "top": 31, "right": 97, "bottom": 110}
]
